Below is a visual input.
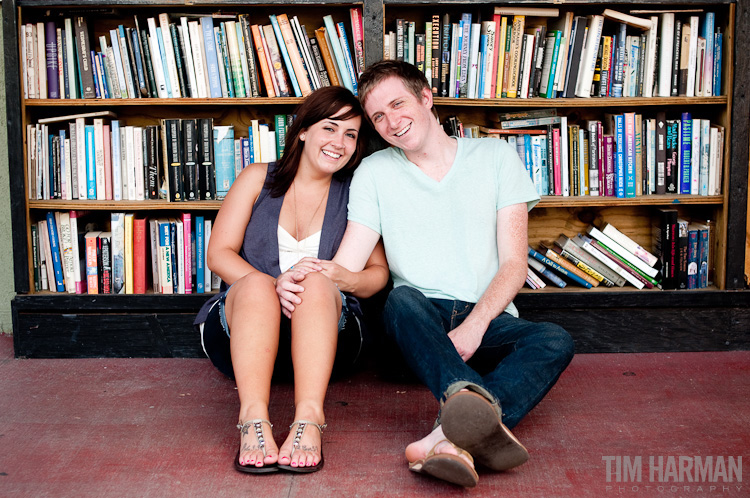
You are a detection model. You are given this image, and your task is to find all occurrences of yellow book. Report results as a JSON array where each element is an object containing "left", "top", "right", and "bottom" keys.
[{"left": 495, "top": 17, "right": 508, "bottom": 98}]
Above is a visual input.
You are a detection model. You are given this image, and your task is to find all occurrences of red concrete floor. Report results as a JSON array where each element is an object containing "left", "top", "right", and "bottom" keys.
[{"left": 0, "top": 333, "right": 747, "bottom": 498}]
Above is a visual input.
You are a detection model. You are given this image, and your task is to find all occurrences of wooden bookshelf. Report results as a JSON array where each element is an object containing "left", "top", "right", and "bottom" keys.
[{"left": 4, "top": 0, "right": 749, "bottom": 358}]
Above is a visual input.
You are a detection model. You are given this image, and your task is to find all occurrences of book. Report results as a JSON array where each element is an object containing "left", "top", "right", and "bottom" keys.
[
  {"left": 602, "top": 9, "right": 653, "bottom": 30},
  {"left": 323, "top": 15, "right": 355, "bottom": 94},
  {"left": 111, "top": 212, "right": 125, "bottom": 294},
  {"left": 195, "top": 215, "right": 205, "bottom": 293},
  {"left": 539, "top": 243, "right": 600, "bottom": 287},
  {"left": 527, "top": 257, "right": 567, "bottom": 288},
  {"left": 575, "top": 15, "right": 604, "bottom": 98},
  {"left": 74, "top": 17, "right": 96, "bottom": 98},
  {"left": 586, "top": 226, "right": 660, "bottom": 278},
  {"left": 577, "top": 234, "right": 645, "bottom": 289},
  {"left": 555, "top": 234, "right": 621, "bottom": 286},
  {"left": 198, "top": 118, "right": 216, "bottom": 200},
  {"left": 213, "top": 125, "right": 235, "bottom": 199},
  {"left": 200, "top": 17, "right": 223, "bottom": 98},
  {"left": 133, "top": 216, "right": 148, "bottom": 294},
  {"left": 163, "top": 118, "right": 184, "bottom": 202},
  {"left": 84, "top": 231, "right": 101, "bottom": 294},
  {"left": 653, "top": 208, "right": 678, "bottom": 289},
  {"left": 528, "top": 246, "right": 593, "bottom": 288}
]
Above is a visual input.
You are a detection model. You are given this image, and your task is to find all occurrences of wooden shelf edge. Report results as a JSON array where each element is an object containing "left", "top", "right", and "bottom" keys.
[
  {"left": 24, "top": 97, "right": 305, "bottom": 106},
  {"left": 433, "top": 96, "right": 728, "bottom": 108},
  {"left": 537, "top": 194, "right": 724, "bottom": 207},
  {"left": 28, "top": 200, "right": 222, "bottom": 211}
]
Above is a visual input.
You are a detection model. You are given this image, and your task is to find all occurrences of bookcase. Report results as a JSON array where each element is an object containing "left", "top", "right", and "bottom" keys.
[{"left": 4, "top": 0, "right": 749, "bottom": 358}]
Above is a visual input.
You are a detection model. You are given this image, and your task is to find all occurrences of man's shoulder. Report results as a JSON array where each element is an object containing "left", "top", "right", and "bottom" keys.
[{"left": 356, "top": 147, "right": 402, "bottom": 176}]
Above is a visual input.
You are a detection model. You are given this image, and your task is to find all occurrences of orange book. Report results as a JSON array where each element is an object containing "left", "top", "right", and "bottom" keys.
[
  {"left": 133, "top": 216, "right": 148, "bottom": 294},
  {"left": 276, "top": 14, "right": 312, "bottom": 96},
  {"left": 315, "top": 27, "right": 341, "bottom": 87},
  {"left": 250, "top": 24, "right": 276, "bottom": 97},
  {"left": 84, "top": 231, "right": 100, "bottom": 294}
]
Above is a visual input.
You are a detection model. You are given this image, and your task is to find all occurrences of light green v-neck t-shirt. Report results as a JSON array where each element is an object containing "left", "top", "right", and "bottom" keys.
[{"left": 348, "top": 137, "right": 539, "bottom": 317}]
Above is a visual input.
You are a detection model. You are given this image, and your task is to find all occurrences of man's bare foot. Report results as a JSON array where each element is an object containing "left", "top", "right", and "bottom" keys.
[
  {"left": 405, "top": 425, "right": 474, "bottom": 470},
  {"left": 278, "top": 413, "right": 325, "bottom": 469},
  {"left": 237, "top": 417, "right": 279, "bottom": 468}
]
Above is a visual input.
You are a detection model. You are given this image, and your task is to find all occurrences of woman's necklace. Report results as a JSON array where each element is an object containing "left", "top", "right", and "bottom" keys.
[{"left": 292, "top": 181, "right": 330, "bottom": 249}]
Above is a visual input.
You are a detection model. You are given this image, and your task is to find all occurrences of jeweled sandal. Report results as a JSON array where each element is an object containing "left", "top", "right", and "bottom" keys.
[
  {"left": 277, "top": 420, "right": 327, "bottom": 473},
  {"left": 235, "top": 419, "right": 278, "bottom": 474}
]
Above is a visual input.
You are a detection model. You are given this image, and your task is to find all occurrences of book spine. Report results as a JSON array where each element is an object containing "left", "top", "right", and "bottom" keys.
[
  {"left": 529, "top": 247, "right": 592, "bottom": 288},
  {"left": 336, "top": 22, "right": 359, "bottom": 95},
  {"left": 322, "top": 15, "right": 354, "bottom": 94},
  {"left": 200, "top": 17, "right": 222, "bottom": 98}
]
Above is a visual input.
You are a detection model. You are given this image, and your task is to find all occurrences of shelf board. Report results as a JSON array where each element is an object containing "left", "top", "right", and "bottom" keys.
[
  {"left": 434, "top": 96, "right": 728, "bottom": 107},
  {"left": 537, "top": 194, "right": 724, "bottom": 207},
  {"left": 28, "top": 200, "right": 222, "bottom": 211},
  {"left": 24, "top": 97, "right": 305, "bottom": 106}
]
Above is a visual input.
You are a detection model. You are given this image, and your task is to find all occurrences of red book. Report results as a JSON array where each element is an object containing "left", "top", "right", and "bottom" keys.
[
  {"left": 553, "top": 128, "right": 562, "bottom": 195},
  {"left": 133, "top": 216, "right": 148, "bottom": 294},
  {"left": 181, "top": 212, "right": 192, "bottom": 294},
  {"left": 84, "top": 231, "right": 100, "bottom": 294}
]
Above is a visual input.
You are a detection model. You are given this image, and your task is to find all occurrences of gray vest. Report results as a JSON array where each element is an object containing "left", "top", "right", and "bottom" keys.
[{"left": 195, "top": 163, "right": 351, "bottom": 325}]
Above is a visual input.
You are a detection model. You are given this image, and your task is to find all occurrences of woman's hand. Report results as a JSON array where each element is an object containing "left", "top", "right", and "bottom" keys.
[{"left": 275, "top": 258, "right": 324, "bottom": 318}]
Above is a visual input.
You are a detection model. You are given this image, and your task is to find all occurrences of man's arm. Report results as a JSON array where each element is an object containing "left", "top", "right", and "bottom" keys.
[
  {"left": 332, "top": 220, "right": 382, "bottom": 272},
  {"left": 447, "top": 202, "right": 529, "bottom": 361}
]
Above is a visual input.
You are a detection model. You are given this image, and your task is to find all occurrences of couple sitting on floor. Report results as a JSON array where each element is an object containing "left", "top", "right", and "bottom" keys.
[{"left": 194, "top": 60, "right": 574, "bottom": 487}]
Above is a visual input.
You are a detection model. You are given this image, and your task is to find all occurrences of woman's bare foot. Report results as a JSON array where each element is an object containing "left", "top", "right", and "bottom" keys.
[
  {"left": 405, "top": 425, "right": 474, "bottom": 469},
  {"left": 237, "top": 415, "right": 279, "bottom": 468},
  {"left": 278, "top": 408, "right": 325, "bottom": 469}
]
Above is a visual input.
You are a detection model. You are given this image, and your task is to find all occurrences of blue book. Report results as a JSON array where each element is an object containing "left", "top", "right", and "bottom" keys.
[
  {"left": 539, "top": 136, "right": 549, "bottom": 196},
  {"left": 247, "top": 127, "right": 255, "bottom": 163},
  {"left": 713, "top": 32, "right": 722, "bottom": 96},
  {"left": 336, "top": 22, "right": 359, "bottom": 95},
  {"left": 527, "top": 256, "right": 567, "bottom": 288},
  {"left": 544, "top": 31, "right": 562, "bottom": 99},
  {"left": 46, "top": 212, "right": 66, "bottom": 292},
  {"left": 91, "top": 51, "right": 102, "bottom": 98},
  {"left": 523, "top": 134, "right": 533, "bottom": 179},
  {"left": 614, "top": 114, "right": 625, "bottom": 198},
  {"left": 679, "top": 112, "right": 692, "bottom": 194},
  {"left": 698, "top": 225, "right": 709, "bottom": 288},
  {"left": 154, "top": 25, "right": 173, "bottom": 97},
  {"left": 200, "top": 17, "right": 222, "bottom": 98},
  {"left": 215, "top": 26, "right": 234, "bottom": 98},
  {"left": 130, "top": 28, "right": 147, "bottom": 96},
  {"left": 85, "top": 125, "right": 96, "bottom": 199},
  {"left": 111, "top": 120, "right": 122, "bottom": 200},
  {"left": 687, "top": 226, "right": 699, "bottom": 289},
  {"left": 195, "top": 216, "right": 205, "bottom": 294},
  {"left": 701, "top": 13, "right": 715, "bottom": 96},
  {"left": 322, "top": 15, "right": 354, "bottom": 94},
  {"left": 97, "top": 53, "right": 109, "bottom": 99},
  {"left": 528, "top": 246, "right": 593, "bottom": 288},
  {"left": 213, "top": 125, "right": 235, "bottom": 199},
  {"left": 269, "top": 15, "right": 302, "bottom": 97},
  {"left": 241, "top": 138, "right": 251, "bottom": 168}
]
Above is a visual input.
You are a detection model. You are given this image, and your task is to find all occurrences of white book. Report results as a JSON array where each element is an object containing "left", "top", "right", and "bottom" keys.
[
  {"left": 235, "top": 22, "right": 253, "bottom": 95},
  {"left": 146, "top": 19, "right": 168, "bottom": 98},
  {"left": 578, "top": 128, "right": 587, "bottom": 195},
  {"left": 482, "top": 21, "right": 496, "bottom": 99},
  {"left": 657, "top": 13, "right": 675, "bottom": 97},
  {"left": 69, "top": 211, "right": 83, "bottom": 293},
  {"left": 643, "top": 16, "right": 659, "bottom": 98},
  {"left": 179, "top": 18, "right": 199, "bottom": 98},
  {"left": 527, "top": 267, "right": 547, "bottom": 289},
  {"left": 117, "top": 28, "right": 137, "bottom": 99},
  {"left": 26, "top": 125, "right": 33, "bottom": 198},
  {"left": 425, "top": 22, "right": 433, "bottom": 85},
  {"left": 291, "top": 16, "right": 320, "bottom": 90},
  {"left": 467, "top": 23, "right": 481, "bottom": 99},
  {"left": 134, "top": 126, "right": 145, "bottom": 201},
  {"left": 58, "top": 211, "right": 76, "bottom": 293},
  {"left": 36, "top": 22, "right": 47, "bottom": 98},
  {"left": 93, "top": 119, "right": 106, "bottom": 200},
  {"left": 108, "top": 29, "right": 128, "bottom": 99},
  {"left": 560, "top": 116, "right": 569, "bottom": 196},
  {"left": 119, "top": 127, "right": 128, "bottom": 199},
  {"left": 110, "top": 121, "right": 122, "bottom": 200},
  {"left": 188, "top": 21, "right": 208, "bottom": 98},
  {"left": 579, "top": 236, "right": 645, "bottom": 289},
  {"left": 39, "top": 220, "right": 55, "bottom": 292},
  {"left": 174, "top": 217, "right": 185, "bottom": 294},
  {"left": 25, "top": 24, "right": 36, "bottom": 99},
  {"left": 531, "top": 135, "right": 543, "bottom": 194},
  {"left": 694, "top": 36, "right": 707, "bottom": 97},
  {"left": 75, "top": 118, "right": 86, "bottom": 199},
  {"left": 159, "top": 13, "right": 182, "bottom": 98},
  {"left": 686, "top": 16, "right": 699, "bottom": 97},
  {"left": 111, "top": 212, "right": 125, "bottom": 294},
  {"left": 63, "top": 137, "right": 72, "bottom": 200},
  {"left": 519, "top": 34, "right": 535, "bottom": 99},
  {"left": 250, "top": 119, "right": 261, "bottom": 162},
  {"left": 587, "top": 226, "right": 659, "bottom": 278},
  {"left": 98, "top": 36, "right": 119, "bottom": 99},
  {"left": 600, "top": 222, "right": 659, "bottom": 267},
  {"left": 125, "top": 126, "right": 136, "bottom": 200},
  {"left": 20, "top": 25, "right": 28, "bottom": 99},
  {"left": 258, "top": 124, "right": 272, "bottom": 162},
  {"left": 708, "top": 125, "right": 722, "bottom": 195},
  {"left": 42, "top": 125, "right": 50, "bottom": 199},
  {"left": 699, "top": 118, "right": 710, "bottom": 195},
  {"left": 690, "top": 118, "right": 701, "bottom": 195},
  {"left": 383, "top": 33, "right": 391, "bottom": 60},
  {"left": 449, "top": 24, "right": 459, "bottom": 98},
  {"left": 574, "top": 15, "right": 604, "bottom": 98},
  {"left": 64, "top": 19, "right": 77, "bottom": 98},
  {"left": 203, "top": 219, "right": 212, "bottom": 291},
  {"left": 233, "top": 139, "right": 242, "bottom": 179}
]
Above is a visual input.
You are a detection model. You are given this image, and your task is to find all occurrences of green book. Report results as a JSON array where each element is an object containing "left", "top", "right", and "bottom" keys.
[{"left": 275, "top": 114, "right": 287, "bottom": 158}]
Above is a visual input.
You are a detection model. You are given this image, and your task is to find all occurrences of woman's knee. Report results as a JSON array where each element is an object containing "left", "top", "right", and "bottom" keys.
[
  {"left": 226, "top": 272, "right": 278, "bottom": 310},
  {"left": 295, "top": 271, "right": 339, "bottom": 307}
]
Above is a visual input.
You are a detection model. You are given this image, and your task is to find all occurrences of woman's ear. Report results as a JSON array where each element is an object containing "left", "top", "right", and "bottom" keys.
[{"left": 300, "top": 130, "right": 307, "bottom": 141}]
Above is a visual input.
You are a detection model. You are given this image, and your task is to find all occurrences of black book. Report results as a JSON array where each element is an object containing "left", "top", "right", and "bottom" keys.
[
  {"left": 563, "top": 16, "right": 588, "bottom": 98},
  {"left": 198, "top": 118, "right": 216, "bottom": 200},
  {"left": 531, "top": 28, "right": 548, "bottom": 97},
  {"left": 52, "top": 135, "right": 61, "bottom": 199},
  {"left": 655, "top": 111, "right": 667, "bottom": 195},
  {"left": 139, "top": 28, "right": 157, "bottom": 98},
  {"left": 431, "top": 14, "right": 441, "bottom": 95},
  {"left": 169, "top": 23, "right": 189, "bottom": 98},
  {"left": 637, "top": 33, "right": 647, "bottom": 97},
  {"left": 182, "top": 119, "right": 199, "bottom": 201},
  {"left": 670, "top": 20, "right": 682, "bottom": 97},
  {"left": 665, "top": 119, "right": 679, "bottom": 194},
  {"left": 163, "top": 119, "right": 184, "bottom": 201},
  {"left": 145, "top": 125, "right": 159, "bottom": 199},
  {"left": 133, "top": 16, "right": 151, "bottom": 97},
  {"left": 439, "top": 14, "right": 451, "bottom": 97},
  {"left": 129, "top": 28, "right": 148, "bottom": 98},
  {"left": 653, "top": 208, "right": 678, "bottom": 289},
  {"left": 124, "top": 27, "right": 142, "bottom": 99},
  {"left": 308, "top": 37, "right": 331, "bottom": 87},
  {"left": 676, "top": 218, "right": 689, "bottom": 289},
  {"left": 525, "top": 26, "right": 544, "bottom": 99},
  {"left": 515, "top": 34, "right": 528, "bottom": 97},
  {"left": 74, "top": 17, "right": 96, "bottom": 98},
  {"left": 100, "top": 233, "right": 112, "bottom": 294},
  {"left": 238, "top": 15, "right": 261, "bottom": 97}
]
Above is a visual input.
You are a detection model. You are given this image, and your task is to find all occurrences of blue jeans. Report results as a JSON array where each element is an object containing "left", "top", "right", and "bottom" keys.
[{"left": 384, "top": 286, "right": 574, "bottom": 429}]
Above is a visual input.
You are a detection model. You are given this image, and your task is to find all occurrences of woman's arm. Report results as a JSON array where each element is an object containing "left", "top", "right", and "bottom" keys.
[{"left": 206, "top": 162, "right": 268, "bottom": 285}]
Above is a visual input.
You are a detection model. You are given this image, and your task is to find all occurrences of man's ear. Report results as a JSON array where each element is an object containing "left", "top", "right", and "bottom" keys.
[{"left": 421, "top": 86, "right": 434, "bottom": 108}]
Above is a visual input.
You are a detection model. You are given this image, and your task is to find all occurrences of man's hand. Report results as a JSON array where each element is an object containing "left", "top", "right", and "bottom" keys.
[
  {"left": 275, "top": 258, "right": 323, "bottom": 318},
  {"left": 447, "top": 319, "right": 486, "bottom": 362}
]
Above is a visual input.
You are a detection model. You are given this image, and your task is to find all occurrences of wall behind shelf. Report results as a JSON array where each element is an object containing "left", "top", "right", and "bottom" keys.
[{"left": 0, "top": 6, "right": 14, "bottom": 334}]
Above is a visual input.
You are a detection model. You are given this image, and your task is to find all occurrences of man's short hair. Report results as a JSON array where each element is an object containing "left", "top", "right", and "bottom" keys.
[{"left": 358, "top": 60, "right": 431, "bottom": 111}]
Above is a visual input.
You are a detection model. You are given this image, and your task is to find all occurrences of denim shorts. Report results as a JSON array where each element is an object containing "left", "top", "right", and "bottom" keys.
[{"left": 198, "top": 287, "right": 362, "bottom": 379}]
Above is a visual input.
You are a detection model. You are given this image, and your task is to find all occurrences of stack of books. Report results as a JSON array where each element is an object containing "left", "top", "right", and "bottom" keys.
[
  {"left": 32, "top": 211, "right": 220, "bottom": 295},
  {"left": 445, "top": 108, "right": 724, "bottom": 198},
  {"left": 386, "top": 7, "right": 723, "bottom": 99},
  {"left": 20, "top": 10, "right": 364, "bottom": 100},
  {"left": 27, "top": 111, "right": 293, "bottom": 202}
]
